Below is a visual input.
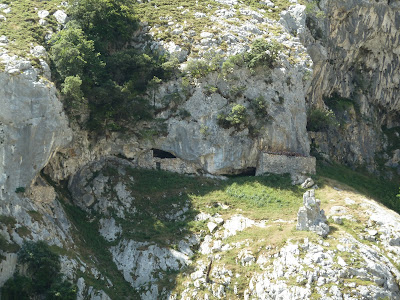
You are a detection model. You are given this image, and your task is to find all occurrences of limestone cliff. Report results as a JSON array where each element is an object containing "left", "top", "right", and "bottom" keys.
[
  {"left": 304, "top": 0, "right": 400, "bottom": 173},
  {"left": 0, "top": 0, "right": 399, "bottom": 299}
]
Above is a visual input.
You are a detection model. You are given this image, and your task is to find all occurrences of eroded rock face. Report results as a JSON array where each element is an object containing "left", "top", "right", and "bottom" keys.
[
  {"left": 297, "top": 189, "right": 329, "bottom": 237},
  {"left": 305, "top": 0, "right": 400, "bottom": 170},
  {"left": 110, "top": 240, "right": 191, "bottom": 289},
  {"left": 159, "top": 65, "right": 312, "bottom": 175},
  {"left": 247, "top": 236, "right": 400, "bottom": 300},
  {"left": 0, "top": 58, "right": 72, "bottom": 200}
]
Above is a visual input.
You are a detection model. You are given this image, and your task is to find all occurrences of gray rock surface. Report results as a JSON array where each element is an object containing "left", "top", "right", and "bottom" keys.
[
  {"left": 297, "top": 189, "right": 329, "bottom": 237},
  {"left": 304, "top": 0, "right": 400, "bottom": 169},
  {"left": 110, "top": 239, "right": 191, "bottom": 289},
  {"left": 0, "top": 54, "right": 72, "bottom": 201}
]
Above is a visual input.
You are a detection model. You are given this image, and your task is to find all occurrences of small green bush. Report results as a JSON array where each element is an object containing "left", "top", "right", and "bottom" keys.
[
  {"left": 186, "top": 59, "right": 219, "bottom": 79},
  {"left": 307, "top": 108, "right": 338, "bottom": 132},
  {"left": 250, "top": 96, "right": 269, "bottom": 118},
  {"left": 324, "top": 92, "right": 357, "bottom": 112},
  {"left": 229, "top": 85, "right": 246, "bottom": 98},
  {"left": 221, "top": 54, "right": 245, "bottom": 76},
  {"left": 244, "top": 39, "right": 282, "bottom": 69},
  {"left": 217, "top": 104, "right": 248, "bottom": 130},
  {"left": 15, "top": 187, "right": 25, "bottom": 194}
]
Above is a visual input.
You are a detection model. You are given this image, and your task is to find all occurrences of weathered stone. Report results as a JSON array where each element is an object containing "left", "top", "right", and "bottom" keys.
[
  {"left": 297, "top": 190, "right": 329, "bottom": 237},
  {"left": 0, "top": 57, "right": 72, "bottom": 201},
  {"left": 207, "top": 222, "right": 218, "bottom": 233},
  {"left": 53, "top": 10, "right": 68, "bottom": 24},
  {"left": 300, "top": 177, "right": 314, "bottom": 189},
  {"left": 256, "top": 153, "right": 316, "bottom": 176},
  {"left": 99, "top": 218, "right": 122, "bottom": 242},
  {"left": 0, "top": 253, "right": 17, "bottom": 286}
]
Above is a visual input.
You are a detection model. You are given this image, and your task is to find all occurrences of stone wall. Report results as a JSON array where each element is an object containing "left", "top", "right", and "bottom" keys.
[{"left": 256, "top": 153, "right": 316, "bottom": 176}]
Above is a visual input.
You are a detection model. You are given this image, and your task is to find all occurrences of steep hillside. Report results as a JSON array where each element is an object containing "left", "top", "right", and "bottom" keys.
[{"left": 0, "top": 0, "right": 399, "bottom": 299}]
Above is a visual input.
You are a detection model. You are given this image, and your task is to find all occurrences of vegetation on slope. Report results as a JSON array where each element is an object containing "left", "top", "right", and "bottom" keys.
[
  {"left": 317, "top": 161, "right": 400, "bottom": 213},
  {"left": 44, "top": 159, "right": 399, "bottom": 298},
  {"left": 1, "top": 241, "right": 76, "bottom": 300},
  {"left": 49, "top": 0, "right": 179, "bottom": 133}
]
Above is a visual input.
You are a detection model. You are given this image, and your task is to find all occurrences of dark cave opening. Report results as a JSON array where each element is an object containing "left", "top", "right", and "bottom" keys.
[
  {"left": 152, "top": 149, "right": 177, "bottom": 159},
  {"left": 223, "top": 167, "right": 257, "bottom": 177}
]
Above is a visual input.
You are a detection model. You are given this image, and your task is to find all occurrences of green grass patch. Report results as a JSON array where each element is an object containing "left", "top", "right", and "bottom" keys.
[
  {"left": 27, "top": 210, "right": 43, "bottom": 223},
  {"left": 0, "top": 215, "right": 16, "bottom": 227},
  {"left": 0, "top": 234, "right": 20, "bottom": 254},
  {"left": 316, "top": 162, "right": 400, "bottom": 213},
  {"left": 0, "top": 0, "right": 59, "bottom": 55}
]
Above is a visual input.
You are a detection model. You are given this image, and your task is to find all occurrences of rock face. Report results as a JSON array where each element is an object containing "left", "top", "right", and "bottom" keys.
[
  {"left": 110, "top": 240, "right": 191, "bottom": 289},
  {"left": 297, "top": 189, "right": 329, "bottom": 237},
  {"left": 159, "top": 64, "right": 312, "bottom": 175},
  {"left": 305, "top": 0, "right": 400, "bottom": 171},
  {"left": 247, "top": 235, "right": 400, "bottom": 300},
  {"left": 0, "top": 54, "right": 72, "bottom": 201}
]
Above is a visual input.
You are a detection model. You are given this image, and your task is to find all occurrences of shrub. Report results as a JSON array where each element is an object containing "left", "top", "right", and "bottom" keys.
[
  {"left": 244, "top": 39, "right": 282, "bottom": 69},
  {"left": 1, "top": 241, "right": 76, "bottom": 300},
  {"left": 324, "top": 92, "right": 356, "bottom": 112},
  {"left": 15, "top": 187, "right": 25, "bottom": 194},
  {"left": 217, "top": 104, "right": 248, "bottom": 130},
  {"left": 250, "top": 96, "right": 269, "bottom": 118},
  {"left": 186, "top": 59, "right": 216, "bottom": 79},
  {"left": 221, "top": 54, "right": 245, "bottom": 76},
  {"left": 229, "top": 85, "right": 246, "bottom": 98},
  {"left": 185, "top": 52, "right": 223, "bottom": 79},
  {"left": 307, "top": 108, "right": 337, "bottom": 132}
]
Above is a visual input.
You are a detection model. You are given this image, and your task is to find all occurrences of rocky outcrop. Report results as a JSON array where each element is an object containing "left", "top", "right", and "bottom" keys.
[
  {"left": 304, "top": 0, "right": 400, "bottom": 171},
  {"left": 0, "top": 50, "right": 72, "bottom": 201},
  {"left": 247, "top": 235, "right": 400, "bottom": 300},
  {"left": 297, "top": 189, "right": 329, "bottom": 237}
]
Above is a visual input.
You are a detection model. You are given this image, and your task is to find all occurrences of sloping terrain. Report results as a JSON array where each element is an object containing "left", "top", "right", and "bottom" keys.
[{"left": 0, "top": 0, "right": 399, "bottom": 299}]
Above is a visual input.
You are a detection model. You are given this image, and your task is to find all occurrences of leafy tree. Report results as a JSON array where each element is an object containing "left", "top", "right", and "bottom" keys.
[
  {"left": 49, "top": 0, "right": 179, "bottom": 134},
  {"left": 50, "top": 22, "right": 105, "bottom": 85},
  {"left": 18, "top": 241, "right": 60, "bottom": 293},
  {"left": 68, "top": 0, "right": 138, "bottom": 51},
  {"left": 1, "top": 274, "right": 33, "bottom": 300},
  {"left": 62, "top": 75, "right": 83, "bottom": 102},
  {"left": 1, "top": 241, "right": 76, "bottom": 300}
]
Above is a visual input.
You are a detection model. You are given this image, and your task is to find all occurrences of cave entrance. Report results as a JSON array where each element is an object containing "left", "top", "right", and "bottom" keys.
[
  {"left": 223, "top": 167, "right": 257, "bottom": 177},
  {"left": 152, "top": 149, "right": 176, "bottom": 159}
]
